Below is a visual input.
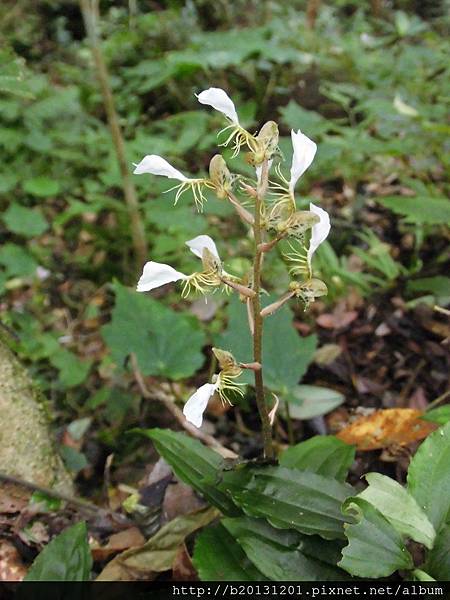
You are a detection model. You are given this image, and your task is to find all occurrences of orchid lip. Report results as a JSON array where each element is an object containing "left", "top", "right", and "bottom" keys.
[{"left": 196, "top": 87, "right": 239, "bottom": 125}]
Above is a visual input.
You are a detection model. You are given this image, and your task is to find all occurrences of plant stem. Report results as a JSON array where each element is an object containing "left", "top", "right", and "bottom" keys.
[
  {"left": 80, "top": 0, "right": 148, "bottom": 273},
  {"left": 252, "top": 160, "right": 274, "bottom": 458}
]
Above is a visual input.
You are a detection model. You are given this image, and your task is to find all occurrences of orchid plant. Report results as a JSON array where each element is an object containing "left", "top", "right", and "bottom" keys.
[{"left": 133, "top": 87, "right": 330, "bottom": 456}]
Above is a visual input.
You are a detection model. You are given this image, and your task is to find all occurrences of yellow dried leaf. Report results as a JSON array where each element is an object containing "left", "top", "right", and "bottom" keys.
[{"left": 336, "top": 408, "right": 437, "bottom": 450}]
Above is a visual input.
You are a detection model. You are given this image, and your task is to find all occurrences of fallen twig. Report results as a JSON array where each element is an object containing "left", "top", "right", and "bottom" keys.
[{"left": 0, "top": 472, "right": 130, "bottom": 526}]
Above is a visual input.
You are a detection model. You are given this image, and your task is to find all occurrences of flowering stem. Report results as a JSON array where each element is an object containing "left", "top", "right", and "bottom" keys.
[{"left": 252, "top": 160, "right": 274, "bottom": 458}]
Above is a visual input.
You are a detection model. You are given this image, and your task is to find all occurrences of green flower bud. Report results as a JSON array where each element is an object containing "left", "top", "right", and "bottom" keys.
[
  {"left": 212, "top": 347, "right": 242, "bottom": 376},
  {"left": 247, "top": 121, "right": 279, "bottom": 166},
  {"left": 201, "top": 247, "right": 221, "bottom": 273},
  {"left": 270, "top": 210, "right": 320, "bottom": 239},
  {"left": 299, "top": 278, "right": 328, "bottom": 299},
  {"left": 209, "top": 154, "right": 232, "bottom": 199}
]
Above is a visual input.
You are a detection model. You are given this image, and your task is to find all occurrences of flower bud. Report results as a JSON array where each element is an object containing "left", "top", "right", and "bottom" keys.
[
  {"left": 298, "top": 278, "right": 328, "bottom": 299},
  {"left": 246, "top": 121, "right": 279, "bottom": 166},
  {"left": 209, "top": 154, "right": 232, "bottom": 199},
  {"left": 212, "top": 347, "right": 242, "bottom": 376},
  {"left": 269, "top": 209, "right": 320, "bottom": 239},
  {"left": 282, "top": 210, "right": 320, "bottom": 237},
  {"left": 257, "top": 121, "right": 279, "bottom": 158},
  {"left": 201, "top": 247, "right": 221, "bottom": 273}
]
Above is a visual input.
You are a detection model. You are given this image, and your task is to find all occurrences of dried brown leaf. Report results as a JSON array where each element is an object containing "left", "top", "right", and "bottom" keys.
[
  {"left": 96, "top": 506, "right": 219, "bottom": 581},
  {"left": 336, "top": 408, "right": 437, "bottom": 450}
]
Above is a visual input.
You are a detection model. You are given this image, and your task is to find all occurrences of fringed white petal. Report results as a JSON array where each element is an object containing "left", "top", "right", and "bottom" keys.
[
  {"left": 136, "top": 261, "right": 188, "bottom": 292},
  {"left": 307, "top": 203, "right": 331, "bottom": 269},
  {"left": 185, "top": 235, "right": 221, "bottom": 263},
  {"left": 133, "top": 155, "right": 188, "bottom": 181},
  {"left": 196, "top": 87, "right": 239, "bottom": 124},
  {"left": 289, "top": 130, "right": 317, "bottom": 193},
  {"left": 183, "top": 382, "right": 218, "bottom": 428}
]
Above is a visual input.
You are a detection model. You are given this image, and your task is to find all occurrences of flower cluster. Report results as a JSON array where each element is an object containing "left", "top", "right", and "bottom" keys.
[{"left": 133, "top": 87, "right": 331, "bottom": 427}]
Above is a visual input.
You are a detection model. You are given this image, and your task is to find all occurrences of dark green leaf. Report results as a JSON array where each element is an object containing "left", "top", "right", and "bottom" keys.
[
  {"left": 217, "top": 295, "right": 316, "bottom": 392},
  {"left": 279, "top": 101, "right": 330, "bottom": 136},
  {"left": 102, "top": 282, "right": 206, "bottom": 380},
  {"left": 359, "top": 473, "right": 435, "bottom": 549},
  {"left": 377, "top": 196, "right": 450, "bottom": 225},
  {"left": 221, "top": 465, "right": 354, "bottom": 539},
  {"left": 141, "top": 428, "right": 238, "bottom": 515},
  {"left": 60, "top": 446, "right": 88, "bottom": 474},
  {"left": 2, "top": 203, "right": 48, "bottom": 237},
  {"left": 422, "top": 405, "right": 450, "bottom": 426},
  {"left": 193, "top": 523, "right": 266, "bottom": 581},
  {"left": 24, "top": 522, "right": 92, "bottom": 581},
  {"left": 23, "top": 176, "right": 60, "bottom": 197},
  {"left": 285, "top": 385, "right": 345, "bottom": 419},
  {"left": 50, "top": 349, "right": 92, "bottom": 388},
  {"left": 223, "top": 517, "right": 346, "bottom": 581},
  {"left": 407, "top": 276, "right": 450, "bottom": 301},
  {"left": 339, "top": 498, "right": 414, "bottom": 578},
  {"left": 425, "top": 524, "right": 450, "bottom": 581},
  {"left": 0, "top": 243, "right": 38, "bottom": 277},
  {"left": 407, "top": 422, "right": 450, "bottom": 532},
  {"left": 279, "top": 436, "right": 355, "bottom": 482}
]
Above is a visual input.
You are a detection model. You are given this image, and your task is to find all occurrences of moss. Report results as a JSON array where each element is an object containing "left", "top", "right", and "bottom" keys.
[{"left": 0, "top": 339, "right": 73, "bottom": 494}]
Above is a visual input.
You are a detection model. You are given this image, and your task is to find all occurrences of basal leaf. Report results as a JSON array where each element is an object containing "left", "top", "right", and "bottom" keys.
[
  {"left": 286, "top": 385, "right": 345, "bottom": 420},
  {"left": 216, "top": 295, "right": 316, "bottom": 392},
  {"left": 223, "top": 517, "right": 346, "bottom": 581},
  {"left": 422, "top": 405, "right": 450, "bottom": 426},
  {"left": 339, "top": 498, "right": 414, "bottom": 578},
  {"left": 24, "top": 522, "right": 92, "bottom": 581},
  {"left": 102, "top": 282, "right": 206, "bottom": 380},
  {"left": 407, "top": 422, "right": 450, "bottom": 532},
  {"left": 359, "top": 473, "right": 435, "bottom": 549},
  {"left": 425, "top": 524, "right": 450, "bottom": 581},
  {"left": 141, "top": 428, "right": 238, "bottom": 516},
  {"left": 279, "top": 436, "right": 355, "bottom": 482},
  {"left": 221, "top": 465, "right": 354, "bottom": 540},
  {"left": 193, "top": 523, "right": 266, "bottom": 581}
]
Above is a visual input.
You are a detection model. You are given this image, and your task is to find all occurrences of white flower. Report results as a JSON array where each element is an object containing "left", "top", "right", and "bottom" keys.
[
  {"left": 185, "top": 235, "right": 220, "bottom": 262},
  {"left": 136, "top": 235, "right": 222, "bottom": 295},
  {"left": 133, "top": 155, "right": 189, "bottom": 180},
  {"left": 289, "top": 130, "right": 317, "bottom": 194},
  {"left": 307, "top": 202, "right": 331, "bottom": 269},
  {"left": 196, "top": 87, "right": 239, "bottom": 124},
  {"left": 196, "top": 88, "right": 258, "bottom": 158},
  {"left": 183, "top": 382, "right": 219, "bottom": 428},
  {"left": 133, "top": 154, "right": 211, "bottom": 210},
  {"left": 137, "top": 262, "right": 188, "bottom": 292},
  {"left": 183, "top": 366, "right": 244, "bottom": 428}
]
